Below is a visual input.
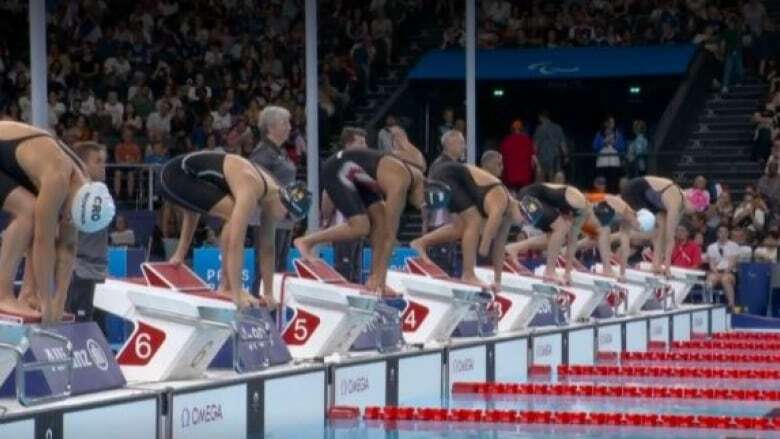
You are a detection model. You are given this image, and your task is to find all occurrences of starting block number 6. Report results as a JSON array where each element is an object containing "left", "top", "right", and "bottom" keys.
[{"left": 118, "top": 322, "right": 167, "bottom": 366}]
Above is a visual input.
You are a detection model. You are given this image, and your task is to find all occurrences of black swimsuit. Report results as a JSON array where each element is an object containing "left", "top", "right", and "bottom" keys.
[
  {"left": 160, "top": 151, "right": 267, "bottom": 214},
  {"left": 430, "top": 162, "right": 502, "bottom": 217},
  {"left": 621, "top": 177, "right": 677, "bottom": 214},
  {"left": 322, "top": 148, "right": 398, "bottom": 218},
  {"left": 0, "top": 133, "right": 84, "bottom": 205},
  {"left": 519, "top": 183, "right": 581, "bottom": 232}
]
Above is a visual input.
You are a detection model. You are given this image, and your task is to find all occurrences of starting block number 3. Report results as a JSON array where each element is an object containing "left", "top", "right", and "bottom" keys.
[{"left": 117, "top": 322, "right": 167, "bottom": 365}]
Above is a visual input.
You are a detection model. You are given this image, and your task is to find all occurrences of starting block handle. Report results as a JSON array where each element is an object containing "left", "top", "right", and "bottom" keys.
[
  {"left": 134, "top": 305, "right": 233, "bottom": 332},
  {"left": 531, "top": 284, "right": 558, "bottom": 298},
  {"left": 16, "top": 327, "right": 73, "bottom": 407}
]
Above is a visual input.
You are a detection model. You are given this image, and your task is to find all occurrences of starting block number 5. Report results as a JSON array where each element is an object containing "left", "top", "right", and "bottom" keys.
[
  {"left": 282, "top": 309, "right": 321, "bottom": 345},
  {"left": 117, "top": 322, "right": 167, "bottom": 365}
]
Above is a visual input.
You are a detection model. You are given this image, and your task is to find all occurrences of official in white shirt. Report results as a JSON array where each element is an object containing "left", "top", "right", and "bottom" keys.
[{"left": 705, "top": 225, "right": 739, "bottom": 308}]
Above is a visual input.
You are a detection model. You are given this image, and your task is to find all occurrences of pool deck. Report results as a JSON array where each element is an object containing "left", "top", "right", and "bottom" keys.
[{"left": 0, "top": 303, "right": 727, "bottom": 439}]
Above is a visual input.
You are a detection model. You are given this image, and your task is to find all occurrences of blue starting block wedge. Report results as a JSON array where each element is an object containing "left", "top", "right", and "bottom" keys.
[
  {"left": 0, "top": 319, "right": 125, "bottom": 406},
  {"left": 210, "top": 307, "right": 292, "bottom": 372}
]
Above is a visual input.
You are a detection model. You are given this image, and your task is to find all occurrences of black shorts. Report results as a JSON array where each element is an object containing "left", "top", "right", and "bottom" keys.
[
  {"left": 322, "top": 157, "right": 383, "bottom": 218},
  {"left": 0, "top": 171, "right": 35, "bottom": 209},
  {"left": 620, "top": 177, "right": 665, "bottom": 214},
  {"left": 159, "top": 156, "right": 230, "bottom": 215},
  {"left": 534, "top": 203, "right": 560, "bottom": 232}
]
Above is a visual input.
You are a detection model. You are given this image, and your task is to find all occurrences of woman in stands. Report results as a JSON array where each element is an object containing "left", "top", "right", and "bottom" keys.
[
  {"left": 508, "top": 183, "right": 591, "bottom": 284},
  {"left": 294, "top": 127, "right": 426, "bottom": 294},
  {"left": 160, "top": 151, "right": 310, "bottom": 309},
  {"left": 0, "top": 121, "right": 115, "bottom": 322},
  {"left": 410, "top": 152, "right": 522, "bottom": 289},
  {"left": 620, "top": 176, "right": 692, "bottom": 276}
]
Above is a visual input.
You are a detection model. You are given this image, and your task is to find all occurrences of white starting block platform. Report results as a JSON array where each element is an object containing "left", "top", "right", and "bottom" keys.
[
  {"left": 0, "top": 301, "right": 728, "bottom": 439},
  {"left": 386, "top": 258, "right": 488, "bottom": 345},
  {"left": 94, "top": 263, "right": 287, "bottom": 383},
  {"left": 268, "top": 259, "right": 381, "bottom": 360}
]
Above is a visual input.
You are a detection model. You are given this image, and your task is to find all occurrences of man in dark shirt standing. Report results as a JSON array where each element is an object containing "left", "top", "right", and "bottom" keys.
[
  {"left": 415, "top": 129, "right": 465, "bottom": 272},
  {"left": 67, "top": 142, "right": 109, "bottom": 322},
  {"left": 250, "top": 105, "right": 296, "bottom": 292}
]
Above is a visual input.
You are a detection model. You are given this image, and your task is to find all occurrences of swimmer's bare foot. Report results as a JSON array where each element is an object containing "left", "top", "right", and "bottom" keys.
[
  {"left": 18, "top": 290, "right": 41, "bottom": 311},
  {"left": 0, "top": 296, "right": 41, "bottom": 319},
  {"left": 409, "top": 239, "right": 432, "bottom": 264},
  {"left": 293, "top": 238, "right": 316, "bottom": 261},
  {"left": 260, "top": 293, "right": 278, "bottom": 309},
  {"left": 461, "top": 273, "right": 489, "bottom": 290},
  {"left": 365, "top": 276, "right": 382, "bottom": 294},
  {"left": 235, "top": 291, "right": 261, "bottom": 309}
]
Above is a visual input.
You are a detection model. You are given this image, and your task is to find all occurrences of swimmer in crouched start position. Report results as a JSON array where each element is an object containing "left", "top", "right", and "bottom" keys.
[
  {"left": 509, "top": 183, "right": 591, "bottom": 284},
  {"left": 411, "top": 151, "right": 521, "bottom": 289},
  {"left": 294, "top": 127, "right": 426, "bottom": 294},
  {"left": 620, "top": 176, "right": 692, "bottom": 276},
  {"left": 0, "top": 121, "right": 115, "bottom": 322},
  {"left": 160, "top": 151, "right": 310, "bottom": 309}
]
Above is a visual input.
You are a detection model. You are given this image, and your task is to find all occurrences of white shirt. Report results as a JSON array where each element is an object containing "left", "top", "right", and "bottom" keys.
[
  {"left": 211, "top": 111, "right": 232, "bottom": 132},
  {"left": 706, "top": 240, "right": 740, "bottom": 271},
  {"left": 105, "top": 101, "right": 124, "bottom": 127},
  {"left": 146, "top": 111, "right": 172, "bottom": 134}
]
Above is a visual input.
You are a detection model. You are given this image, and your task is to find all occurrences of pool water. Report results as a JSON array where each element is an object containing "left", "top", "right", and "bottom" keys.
[{"left": 326, "top": 423, "right": 780, "bottom": 439}]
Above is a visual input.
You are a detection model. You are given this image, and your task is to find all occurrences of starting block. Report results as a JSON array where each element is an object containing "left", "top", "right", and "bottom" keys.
[
  {"left": 0, "top": 317, "right": 72, "bottom": 406},
  {"left": 531, "top": 265, "right": 610, "bottom": 322},
  {"left": 474, "top": 261, "right": 563, "bottom": 331},
  {"left": 405, "top": 258, "right": 498, "bottom": 338},
  {"left": 267, "top": 259, "right": 385, "bottom": 360},
  {"left": 592, "top": 263, "right": 670, "bottom": 312},
  {"left": 636, "top": 263, "right": 706, "bottom": 306},
  {"left": 94, "top": 262, "right": 287, "bottom": 382},
  {"left": 385, "top": 258, "right": 487, "bottom": 345}
]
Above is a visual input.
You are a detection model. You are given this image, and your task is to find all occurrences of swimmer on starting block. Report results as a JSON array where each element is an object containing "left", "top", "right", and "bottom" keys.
[
  {"left": 619, "top": 176, "right": 693, "bottom": 276},
  {"left": 0, "top": 121, "right": 115, "bottom": 322},
  {"left": 160, "top": 151, "right": 311, "bottom": 309},
  {"left": 294, "top": 127, "right": 427, "bottom": 294},
  {"left": 410, "top": 151, "right": 521, "bottom": 289},
  {"left": 509, "top": 183, "right": 592, "bottom": 284}
]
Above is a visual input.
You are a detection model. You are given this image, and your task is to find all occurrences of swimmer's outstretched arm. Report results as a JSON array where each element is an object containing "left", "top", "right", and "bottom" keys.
[
  {"left": 564, "top": 211, "right": 589, "bottom": 278},
  {"left": 225, "top": 193, "right": 259, "bottom": 307},
  {"left": 257, "top": 208, "right": 277, "bottom": 305},
  {"left": 33, "top": 172, "right": 69, "bottom": 322},
  {"left": 490, "top": 216, "right": 513, "bottom": 286}
]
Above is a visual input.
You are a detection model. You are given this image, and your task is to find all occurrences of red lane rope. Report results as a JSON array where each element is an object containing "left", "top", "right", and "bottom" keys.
[
  {"left": 673, "top": 339, "right": 780, "bottom": 351},
  {"left": 450, "top": 381, "right": 780, "bottom": 401},
  {"left": 619, "top": 351, "right": 780, "bottom": 364},
  {"left": 557, "top": 364, "right": 780, "bottom": 380},
  {"left": 712, "top": 332, "right": 780, "bottom": 341},
  {"left": 337, "top": 405, "right": 780, "bottom": 431}
]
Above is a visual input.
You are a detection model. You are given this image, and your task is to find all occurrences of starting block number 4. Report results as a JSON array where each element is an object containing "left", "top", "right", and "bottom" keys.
[
  {"left": 282, "top": 309, "right": 321, "bottom": 345},
  {"left": 117, "top": 322, "right": 166, "bottom": 365},
  {"left": 401, "top": 302, "right": 429, "bottom": 332}
]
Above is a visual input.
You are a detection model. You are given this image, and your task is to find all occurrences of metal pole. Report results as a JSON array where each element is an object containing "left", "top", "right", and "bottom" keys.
[
  {"left": 29, "top": 0, "right": 48, "bottom": 129},
  {"left": 148, "top": 167, "right": 154, "bottom": 211},
  {"left": 305, "top": 0, "right": 320, "bottom": 231},
  {"left": 465, "top": 0, "right": 477, "bottom": 164},
  {"left": 424, "top": 103, "right": 430, "bottom": 155}
]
